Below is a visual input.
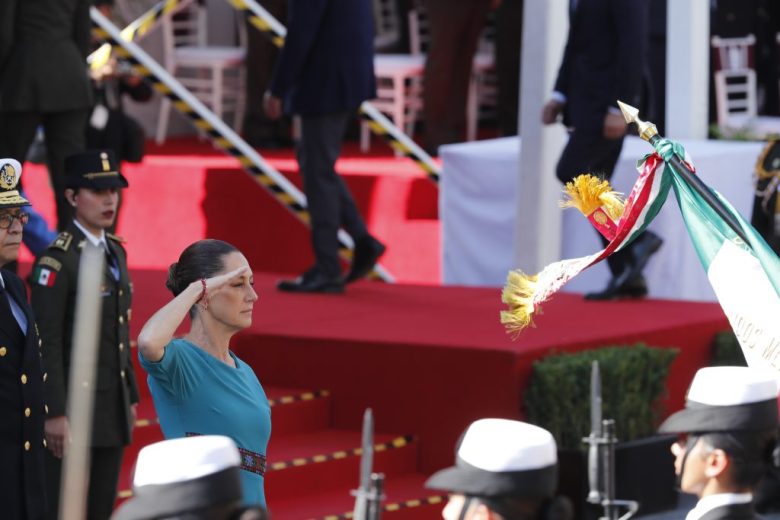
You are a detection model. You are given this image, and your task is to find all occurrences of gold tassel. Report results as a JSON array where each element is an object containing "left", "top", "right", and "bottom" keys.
[
  {"left": 500, "top": 269, "right": 539, "bottom": 334},
  {"left": 560, "top": 174, "right": 625, "bottom": 221}
]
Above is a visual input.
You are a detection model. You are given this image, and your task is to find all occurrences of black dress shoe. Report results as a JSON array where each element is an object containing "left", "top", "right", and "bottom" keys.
[
  {"left": 277, "top": 269, "right": 344, "bottom": 294},
  {"left": 629, "top": 231, "right": 663, "bottom": 278},
  {"left": 584, "top": 272, "right": 648, "bottom": 301},
  {"left": 345, "top": 236, "right": 386, "bottom": 283}
]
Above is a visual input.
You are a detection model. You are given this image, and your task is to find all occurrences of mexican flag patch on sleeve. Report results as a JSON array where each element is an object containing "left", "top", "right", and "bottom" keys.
[{"left": 34, "top": 266, "right": 57, "bottom": 287}]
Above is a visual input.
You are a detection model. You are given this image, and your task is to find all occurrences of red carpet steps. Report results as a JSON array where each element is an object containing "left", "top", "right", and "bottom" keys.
[{"left": 119, "top": 348, "right": 444, "bottom": 519}]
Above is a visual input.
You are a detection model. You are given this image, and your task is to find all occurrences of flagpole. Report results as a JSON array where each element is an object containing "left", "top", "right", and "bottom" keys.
[{"left": 617, "top": 101, "right": 751, "bottom": 247}]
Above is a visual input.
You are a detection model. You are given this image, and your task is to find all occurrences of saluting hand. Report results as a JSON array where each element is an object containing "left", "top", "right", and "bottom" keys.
[
  {"left": 201, "top": 266, "right": 252, "bottom": 304},
  {"left": 45, "top": 416, "right": 70, "bottom": 458}
]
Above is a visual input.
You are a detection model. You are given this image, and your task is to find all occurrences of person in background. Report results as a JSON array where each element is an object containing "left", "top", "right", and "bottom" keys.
[
  {"left": 137, "top": 239, "right": 270, "bottom": 508},
  {"left": 658, "top": 366, "right": 779, "bottom": 520},
  {"left": 0, "top": 159, "right": 47, "bottom": 520},
  {"left": 541, "top": 0, "right": 663, "bottom": 300},
  {"left": 32, "top": 150, "right": 138, "bottom": 520},
  {"left": 0, "top": 0, "right": 93, "bottom": 231},
  {"left": 421, "top": 0, "right": 492, "bottom": 154},
  {"left": 426, "top": 418, "right": 574, "bottom": 520},
  {"left": 264, "top": 0, "right": 386, "bottom": 293}
]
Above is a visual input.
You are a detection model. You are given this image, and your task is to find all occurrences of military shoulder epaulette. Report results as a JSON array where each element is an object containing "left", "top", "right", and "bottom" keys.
[
  {"left": 107, "top": 232, "right": 126, "bottom": 243},
  {"left": 49, "top": 232, "right": 73, "bottom": 252}
]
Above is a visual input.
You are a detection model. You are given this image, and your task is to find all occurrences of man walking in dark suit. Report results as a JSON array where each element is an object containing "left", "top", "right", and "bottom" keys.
[
  {"left": 0, "top": 0, "right": 93, "bottom": 231},
  {"left": 264, "top": 0, "right": 386, "bottom": 294},
  {"left": 0, "top": 159, "right": 47, "bottom": 520},
  {"left": 542, "top": 0, "right": 662, "bottom": 300},
  {"left": 32, "top": 150, "right": 139, "bottom": 520}
]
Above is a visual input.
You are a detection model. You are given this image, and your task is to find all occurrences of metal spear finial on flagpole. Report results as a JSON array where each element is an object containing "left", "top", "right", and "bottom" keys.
[{"left": 617, "top": 101, "right": 751, "bottom": 246}]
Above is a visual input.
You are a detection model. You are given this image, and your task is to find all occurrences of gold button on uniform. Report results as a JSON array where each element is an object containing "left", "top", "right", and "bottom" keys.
[
  {"left": 43, "top": 439, "right": 47, "bottom": 448},
  {"left": 119, "top": 289, "right": 123, "bottom": 296},
  {"left": 20, "top": 374, "right": 27, "bottom": 384},
  {"left": 0, "top": 346, "right": 6, "bottom": 357},
  {"left": 120, "top": 370, "right": 126, "bottom": 378},
  {"left": 24, "top": 408, "right": 30, "bottom": 417},
  {"left": 119, "top": 316, "right": 124, "bottom": 324},
  {"left": 45, "top": 405, "right": 49, "bottom": 414},
  {"left": 38, "top": 339, "right": 42, "bottom": 348},
  {"left": 24, "top": 441, "right": 30, "bottom": 451},
  {"left": 43, "top": 372, "right": 47, "bottom": 382},
  {"left": 119, "top": 342, "right": 124, "bottom": 351}
]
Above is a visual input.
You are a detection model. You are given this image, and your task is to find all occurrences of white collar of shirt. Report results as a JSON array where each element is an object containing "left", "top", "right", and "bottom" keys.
[
  {"left": 686, "top": 493, "right": 752, "bottom": 520},
  {"left": 73, "top": 219, "right": 108, "bottom": 249}
]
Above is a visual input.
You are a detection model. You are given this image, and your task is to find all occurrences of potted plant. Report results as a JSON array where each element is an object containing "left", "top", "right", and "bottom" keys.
[{"left": 524, "top": 343, "right": 679, "bottom": 518}]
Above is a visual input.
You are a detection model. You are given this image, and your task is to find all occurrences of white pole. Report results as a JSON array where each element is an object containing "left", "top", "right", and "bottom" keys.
[
  {"left": 514, "top": 0, "right": 568, "bottom": 273},
  {"left": 666, "top": 0, "right": 709, "bottom": 139}
]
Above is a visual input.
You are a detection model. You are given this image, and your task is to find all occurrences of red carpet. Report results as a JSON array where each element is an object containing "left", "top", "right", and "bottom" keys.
[
  {"left": 115, "top": 268, "right": 728, "bottom": 519},
  {"left": 19, "top": 137, "right": 441, "bottom": 284}
]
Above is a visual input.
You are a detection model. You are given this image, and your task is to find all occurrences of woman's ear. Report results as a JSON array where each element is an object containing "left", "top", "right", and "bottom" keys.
[
  {"left": 704, "top": 448, "right": 730, "bottom": 479},
  {"left": 65, "top": 188, "right": 77, "bottom": 207}
]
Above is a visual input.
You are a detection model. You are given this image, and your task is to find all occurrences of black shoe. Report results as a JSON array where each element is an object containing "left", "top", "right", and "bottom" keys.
[
  {"left": 584, "top": 271, "right": 648, "bottom": 301},
  {"left": 277, "top": 269, "right": 344, "bottom": 294},
  {"left": 628, "top": 231, "right": 663, "bottom": 277},
  {"left": 345, "top": 236, "right": 386, "bottom": 283}
]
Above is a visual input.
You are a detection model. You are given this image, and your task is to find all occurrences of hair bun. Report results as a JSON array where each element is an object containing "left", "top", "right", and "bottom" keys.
[{"left": 165, "top": 262, "right": 180, "bottom": 295}]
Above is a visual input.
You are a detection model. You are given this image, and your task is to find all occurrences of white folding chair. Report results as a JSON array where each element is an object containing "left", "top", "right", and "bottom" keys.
[
  {"left": 712, "top": 34, "right": 780, "bottom": 138},
  {"left": 155, "top": 0, "right": 246, "bottom": 144}
]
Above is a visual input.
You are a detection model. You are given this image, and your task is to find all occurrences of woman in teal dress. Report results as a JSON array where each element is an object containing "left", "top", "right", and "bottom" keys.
[{"left": 137, "top": 239, "right": 270, "bottom": 508}]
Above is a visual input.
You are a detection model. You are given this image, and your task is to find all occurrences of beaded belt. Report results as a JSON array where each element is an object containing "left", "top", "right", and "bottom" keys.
[{"left": 185, "top": 432, "right": 266, "bottom": 476}]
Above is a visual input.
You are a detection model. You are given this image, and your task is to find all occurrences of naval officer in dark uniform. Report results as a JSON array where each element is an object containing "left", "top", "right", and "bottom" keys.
[
  {"left": 0, "top": 0, "right": 93, "bottom": 230},
  {"left": 0, "top": 159, "right": 47, "bottom": 520},
  {"left": 32, "top": 150, "right": 139, "bottom": 520}
]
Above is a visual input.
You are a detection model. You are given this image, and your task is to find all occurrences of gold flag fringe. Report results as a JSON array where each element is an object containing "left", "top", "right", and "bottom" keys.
[
  {"left": 560, "top": 174, "right": 625, "bottom": 221},
  {"left": 500, "top": 269, "right": 539, "bottom": 334}
]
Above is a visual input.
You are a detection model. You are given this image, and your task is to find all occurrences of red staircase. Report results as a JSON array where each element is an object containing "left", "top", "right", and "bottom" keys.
[{"left": 120, "top": 345, "right": 445, "bottom": 520}]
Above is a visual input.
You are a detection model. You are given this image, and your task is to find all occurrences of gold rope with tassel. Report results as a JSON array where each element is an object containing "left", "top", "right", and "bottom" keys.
[
  {"left": 560, "top": 174, "right": 625, "bottom": 240},
  {"left": 500, "top": 270, "right": 539, "bottom": 334}
]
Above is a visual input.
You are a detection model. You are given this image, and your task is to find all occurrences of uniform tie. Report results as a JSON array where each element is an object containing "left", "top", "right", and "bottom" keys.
[{"left": 102, "top": 242, "right": 120, "bottom": 281}]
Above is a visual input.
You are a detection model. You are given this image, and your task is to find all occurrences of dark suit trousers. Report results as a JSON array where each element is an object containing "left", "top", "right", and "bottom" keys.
[
  {"left": 45, "top": 446, "right": 124, "bottom": 520},
  {"left": 0, "top": 110, "right": 88, "bottom": 231},
  {"left": 422, "top": 0, "right": 491, "bottom": 151},
  {"left": 555, "top": 130, "right": 637, "bottom": 277},
  {"left": 298, "top": 112, "right": 368, "bottom": 277}
]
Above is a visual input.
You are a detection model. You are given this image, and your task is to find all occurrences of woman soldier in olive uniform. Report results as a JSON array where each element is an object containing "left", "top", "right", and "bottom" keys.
[{"left": 31, "top": 150, "right": 139, "bottom": 520}]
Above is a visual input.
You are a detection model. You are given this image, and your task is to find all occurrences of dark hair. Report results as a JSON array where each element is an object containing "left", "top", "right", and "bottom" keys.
[
  {"left": 699, "top": 430, "right": 778, "bottom": 490},
  {"left": 473, "top": 495, "right": 573, "bottom": 520},
  {"left": 166, "top": 240, "right": 239, "bottom": 315}
]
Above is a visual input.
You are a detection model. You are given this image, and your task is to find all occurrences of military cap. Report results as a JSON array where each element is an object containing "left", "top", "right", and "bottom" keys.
[
  {"left": 659, "top": 366, "right": 779, "bottom": 434},
  {"left": 64, "top": 150, "right": 128, "bottom": 190},
  {"left": 111, "top": 436, "right": 244, "bottom": 520},
  {"left": 426, "top": 419, "right": 559, "bottom": 500},
  {"left": 0, "top": 159, "right": 30, "bottom": 208}
]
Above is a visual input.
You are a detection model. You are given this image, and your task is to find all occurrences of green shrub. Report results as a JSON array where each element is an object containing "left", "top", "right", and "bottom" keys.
[
  {"left": 710, "top": 330, "right": 747, "bottom": 367},
  {"left": 525, "top": 344, "right": 678, "bottom": 450}
]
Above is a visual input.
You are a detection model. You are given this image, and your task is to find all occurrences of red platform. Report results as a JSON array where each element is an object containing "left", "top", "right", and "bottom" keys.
[{"left": 113, "top": 268, "right": 728, "bottom": 519}]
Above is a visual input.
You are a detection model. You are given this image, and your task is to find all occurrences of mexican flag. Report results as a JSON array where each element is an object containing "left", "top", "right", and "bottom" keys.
[
  {"left": 502, "top": 138, "right": 780, "bottom": 377},
  {"left": 668, "top": 162, "right": 780, "bottom": 375}
]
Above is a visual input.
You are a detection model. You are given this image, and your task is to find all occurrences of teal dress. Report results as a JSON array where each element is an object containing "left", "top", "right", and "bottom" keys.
[{"left": 139, "top": 339, "right": 271, "bottom": 507}]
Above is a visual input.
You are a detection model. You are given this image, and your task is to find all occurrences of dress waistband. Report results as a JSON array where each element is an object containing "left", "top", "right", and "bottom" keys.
[{"left": 185, "top": 432, "right": 266, "bottom": 476}]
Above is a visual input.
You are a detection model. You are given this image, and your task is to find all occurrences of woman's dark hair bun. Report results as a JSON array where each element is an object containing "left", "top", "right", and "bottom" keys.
[{"left": 166, "top": 262, "right": 180, "bottom": 295}]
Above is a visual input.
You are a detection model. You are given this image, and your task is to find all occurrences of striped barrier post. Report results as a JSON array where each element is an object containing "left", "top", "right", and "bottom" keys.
[
  {"left": 90, "top": 7, "right": 394, "bottom": 282},
  {"left": 88, "top": 0, "right": 194, "bottom": 68}
]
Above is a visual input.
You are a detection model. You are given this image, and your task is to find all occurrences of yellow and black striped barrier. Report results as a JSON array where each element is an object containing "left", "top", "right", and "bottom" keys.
[
  {"left": 267, "top": 435, "right": 414, "bottom": 472},
  {"left": 223, "top": 0, "right": 441, "bottom": 183},
  {"left": 90, "top": 8, "right": 394, "bottom": 282},
  {"left": 317, "top": 494, "right": 448, "bottom": 520},
  {"left": 88, "top": 0, "right": 192, "bottom": 69}
]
